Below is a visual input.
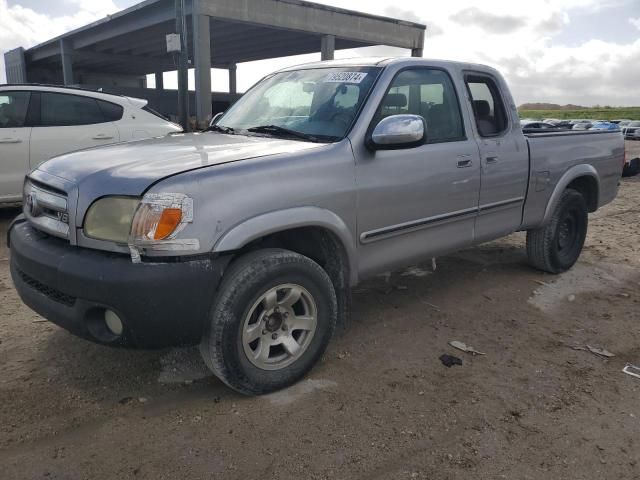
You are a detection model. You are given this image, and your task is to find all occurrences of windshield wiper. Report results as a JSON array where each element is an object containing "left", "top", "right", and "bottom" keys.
[
  {"left": 207, "top": 124, "right": 235, "bottom": 134},
  {"left": 246, "top": 125, "right": 320, "bottom": 142}
]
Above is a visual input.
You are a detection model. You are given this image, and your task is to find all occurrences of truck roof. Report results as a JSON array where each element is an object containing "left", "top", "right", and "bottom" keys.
[{"left": 278, "top": 57, "right": 501, "bottom": 76}]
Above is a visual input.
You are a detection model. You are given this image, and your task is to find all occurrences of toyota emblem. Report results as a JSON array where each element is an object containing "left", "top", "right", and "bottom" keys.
[{"left": 25, "top": 192, "right": 39, "bottom": 216}]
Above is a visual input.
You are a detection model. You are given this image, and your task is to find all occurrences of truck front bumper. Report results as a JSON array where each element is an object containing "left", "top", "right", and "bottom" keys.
[{"left": 9, "top": 221, "right": 225, "bottom": 348}]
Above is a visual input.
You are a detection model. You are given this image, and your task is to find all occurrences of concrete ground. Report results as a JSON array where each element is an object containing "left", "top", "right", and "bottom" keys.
[{"left": 0, "top": 175, "right": 638, "bottom": 480}]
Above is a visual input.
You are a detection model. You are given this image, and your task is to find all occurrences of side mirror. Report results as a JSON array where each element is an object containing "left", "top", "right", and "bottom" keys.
[
  {"left": 209, "top": 111, "right": 224, "bottom": 127},
  {"left": 368, "top": 114, "right": 426, "bottom": 150}
]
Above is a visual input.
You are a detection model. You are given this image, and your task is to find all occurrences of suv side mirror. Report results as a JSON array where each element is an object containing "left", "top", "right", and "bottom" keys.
[
  {"left": 209, "top": 111, "right": 224, "bottom": 127},
  {"left": 368, "top": 115, "right": 426, "bottom": 150}
]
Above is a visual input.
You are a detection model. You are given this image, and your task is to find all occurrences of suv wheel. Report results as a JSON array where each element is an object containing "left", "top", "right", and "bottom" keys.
[
  {"left": 200, "top": 249, "right": 337, "bottom": 395},
  {"left": 526, "top": 188, "right": 588, "bottom": 274}
]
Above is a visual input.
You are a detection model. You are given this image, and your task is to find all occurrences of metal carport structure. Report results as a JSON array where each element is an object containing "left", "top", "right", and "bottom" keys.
[{"left": 4, "top": 0, "right": 426, "bottom": 127}]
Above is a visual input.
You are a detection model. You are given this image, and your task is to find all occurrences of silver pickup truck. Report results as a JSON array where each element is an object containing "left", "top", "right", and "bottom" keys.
[{"left": 8, "top": 58, "right": 624, "bottom": 395}]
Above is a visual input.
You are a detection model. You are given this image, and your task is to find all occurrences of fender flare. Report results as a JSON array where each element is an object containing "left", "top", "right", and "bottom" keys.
[
  {"left": 542, "top": 164, "right": 600, "bottom": 224},
  {"left": 213, "top": 206, "right": 358, "bottom": 285}
]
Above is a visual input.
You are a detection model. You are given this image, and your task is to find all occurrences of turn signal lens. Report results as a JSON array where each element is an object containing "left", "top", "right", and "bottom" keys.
[
  {"left": 154, "top": 208, "right": 182, "bottom": 240},
  {"left": 130, "top": 193, "right": 193, "bottom": 243}
]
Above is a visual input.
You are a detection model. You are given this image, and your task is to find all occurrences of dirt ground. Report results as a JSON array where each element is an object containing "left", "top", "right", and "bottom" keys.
[{"left": 1, "top": 169, "right": 639, "bottom": 480}]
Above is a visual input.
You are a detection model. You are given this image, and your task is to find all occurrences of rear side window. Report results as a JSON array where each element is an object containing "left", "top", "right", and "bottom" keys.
[
  {"left": 142, "top": 105, "right": 169, "bottom": 121},
  {"left": 40, "top": 92, "right": 105, "bottom": 126},
  {"left": 97, "top": 100, "right": 124, "bottom": 122},
  {"left": 465, "top": 74, "right": 509, "bottom": 137},
  {"left": 0, "top": 91, "right": 31, "bottom": 128},
  {"left": 376, "top": 68, "right": 465, "bottom": 144}
]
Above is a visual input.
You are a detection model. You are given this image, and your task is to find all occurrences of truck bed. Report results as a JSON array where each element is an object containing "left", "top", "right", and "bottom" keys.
[{"left": 521, "top": 129, "right": 624, "bottom": 229}]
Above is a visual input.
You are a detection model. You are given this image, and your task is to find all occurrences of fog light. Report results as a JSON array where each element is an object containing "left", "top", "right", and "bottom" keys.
[{"left": 104, "top": 310, "right": 123, "bottom": 336}]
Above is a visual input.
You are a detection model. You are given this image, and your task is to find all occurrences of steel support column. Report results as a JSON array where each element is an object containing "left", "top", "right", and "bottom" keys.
[
  {"left": 228, "top": 63, "right": 237, "bottom": 95},
  {"left": 60, "top": 39, "right": 75, "bottom": 85},
  {"left": 155, "top": 70, "right": 164, "bottom": 89},
  {"left": 321, "top": 34, "right": 335, "bottom": 61},
  {"left": 175, "top": 0, "right": 190, "bottom": 131},
  {"left": 193, "top": 1, "right": 212, "bottom": 129}
]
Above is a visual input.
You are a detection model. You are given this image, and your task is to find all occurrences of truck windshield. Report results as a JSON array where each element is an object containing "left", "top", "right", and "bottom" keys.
[{"left": 216, "top": 67, "right": 381, "bottom": 142}]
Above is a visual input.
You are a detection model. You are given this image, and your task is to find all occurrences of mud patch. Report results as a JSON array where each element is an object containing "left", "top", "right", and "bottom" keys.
[
  {"left": 528, "top": 262, "right": 633, "bottom": 313},
  {"left": 400, "top": 266, "right": 432, "bottom": 278},
  {"left": 157, "top": 347, "right": 211, "bottom": 384},
  {"left": 265, "top": 379, "right": 337, "bottom": 406}
]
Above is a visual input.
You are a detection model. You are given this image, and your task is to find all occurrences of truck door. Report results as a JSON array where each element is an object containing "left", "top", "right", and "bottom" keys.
[
  {"left": 0, "top": 91, "right": 32, "bottom": 202},
  {"left": 464, "top": 73, "right": 529, "bottom": 240},
  {"left": 354, "top": 67, "right": 481, "bottom": 277}
]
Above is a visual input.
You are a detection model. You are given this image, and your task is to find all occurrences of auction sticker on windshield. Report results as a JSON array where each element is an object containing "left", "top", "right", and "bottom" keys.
[{"left": 324, "top": 72, "right": 368, "bottom": 84}]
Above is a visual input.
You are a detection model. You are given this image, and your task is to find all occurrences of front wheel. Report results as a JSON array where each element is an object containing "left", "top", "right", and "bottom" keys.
[
  {"left": 526, "top": 188, "right": 588, "bottom": 274},
  {"left": 200, "top": 249, "right": 337, "bottom": 395}
]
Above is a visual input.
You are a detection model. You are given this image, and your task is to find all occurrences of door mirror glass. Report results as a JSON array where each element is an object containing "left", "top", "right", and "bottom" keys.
[
  {"left": 209, "top": 111, "right": 224, "bottom": 127},
  {"left": 369, "top": 114, "right": 426, "bottom": 149}
]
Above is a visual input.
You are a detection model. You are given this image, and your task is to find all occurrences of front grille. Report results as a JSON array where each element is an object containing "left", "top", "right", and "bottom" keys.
[
  {"left": 23, "top": 180, "right": 70, "bottom": 240},
  {"left": 17, "top": 268, "right": 76, "bottom": 307}
]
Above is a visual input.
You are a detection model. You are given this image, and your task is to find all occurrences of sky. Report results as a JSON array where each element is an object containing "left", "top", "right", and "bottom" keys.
[{"left": 1, "top": 0, "right": 640, "bottom": 106}]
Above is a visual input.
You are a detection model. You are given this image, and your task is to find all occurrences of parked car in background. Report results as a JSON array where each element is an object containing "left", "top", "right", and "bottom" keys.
[
  {"left": 571, "top": 120, "right": 594, "bottom": 130},
  {"left": 8, "top": 57, "right": 624, "bottom": 395},
  {"left": 543, "top": 118, "right": 562, "bottom": 125},
  {"left": 623, "top": 121, "right": 640, "bottom": 140},
  {"left": 521, "top": 120, "right": 558, "bottom": 130},
  {"left": 0, "top": 85, "right": 182, "bottom": 204},
  {"left": 555, "top": 120, "right": 573, "bottom": 129},
  {"left": 590, "top": 121, "right": 620, "bottom": 131},
  {"left": 611, "top": 119, "right": 631, "bottom": 125}
]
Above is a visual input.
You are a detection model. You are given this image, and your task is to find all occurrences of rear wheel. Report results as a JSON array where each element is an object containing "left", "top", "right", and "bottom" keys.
[
  {"left": 200, "top": 248, "right": 337, "bottom": 395},
  {"left": 526, "top": 188, "right": 588, "bottom": 274}
]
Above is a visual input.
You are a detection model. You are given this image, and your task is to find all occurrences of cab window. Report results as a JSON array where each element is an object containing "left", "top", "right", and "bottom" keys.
[
  {"left": 0, "top": 91, "right": 31, "bottom": 128},
  {"left": 376, "top": 68, "right": 465, "bottom": 143},
  {"left": 465, "top": 75, "right": 509, "bottom": 137}
]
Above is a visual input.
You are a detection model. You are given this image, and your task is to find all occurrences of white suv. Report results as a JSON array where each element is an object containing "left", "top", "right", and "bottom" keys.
[{"left": 0, "top": 85, "right": 182, "bottom": 203}]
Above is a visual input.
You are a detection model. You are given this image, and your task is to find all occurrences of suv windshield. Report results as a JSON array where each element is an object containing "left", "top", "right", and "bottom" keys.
[{"left": 217, "top": 66, "right": 381, "bottom": 142}]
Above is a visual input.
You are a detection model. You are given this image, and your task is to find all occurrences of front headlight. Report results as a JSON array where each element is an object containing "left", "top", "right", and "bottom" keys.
[{"left": 84, "top": 196, "right": 140, "bottom": 243}]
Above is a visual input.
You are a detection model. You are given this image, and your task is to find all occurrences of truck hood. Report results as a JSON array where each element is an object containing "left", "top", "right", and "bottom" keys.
[{"left": 37, "top": 132, "right": 323, "bottom": 196}]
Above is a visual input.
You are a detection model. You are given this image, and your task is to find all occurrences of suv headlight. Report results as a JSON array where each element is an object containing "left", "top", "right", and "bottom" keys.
[{"left": 84, "top": 196, "right": 140, "bottom": 243}]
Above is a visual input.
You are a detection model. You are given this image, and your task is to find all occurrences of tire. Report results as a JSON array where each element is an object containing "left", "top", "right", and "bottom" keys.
[
  {"left": 200, "top": 248, "right": 337, "bottom": 395},
  {"left": 622, "top": 158, "right": 639, "bottom": 177},
  {"left": 526, "top": 188, "right": 588, "bottom": 274}
]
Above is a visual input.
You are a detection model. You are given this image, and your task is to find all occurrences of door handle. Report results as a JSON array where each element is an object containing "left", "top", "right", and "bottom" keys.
[
  {"left": 92, "top": 134, "right": 114, "bottom": 140},
  {"left": 485, "top": 156, "right": 499, "bottom": 164},
  {"left": 457, "top": 159, "right": 473, "bottom": 168},
  {"left": 0, "top": 138, "right": 21, "bottom": 144}
]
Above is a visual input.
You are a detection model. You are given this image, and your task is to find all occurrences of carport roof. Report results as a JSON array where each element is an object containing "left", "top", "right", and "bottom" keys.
[{"left": 24, "top": 0, "right": 426, "bottom": 75}]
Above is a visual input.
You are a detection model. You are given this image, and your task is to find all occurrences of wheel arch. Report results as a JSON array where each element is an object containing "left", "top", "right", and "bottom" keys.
[
  {"left": 213, "top": 207, "right": 358, "bottom": 287},
  {"left": 543, "top": 165, "right": 600, "bottom": 224}
]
